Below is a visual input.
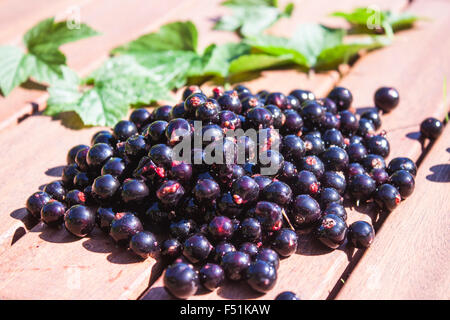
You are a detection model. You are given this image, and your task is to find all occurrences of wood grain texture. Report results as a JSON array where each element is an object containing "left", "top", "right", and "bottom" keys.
[
  {"left": 336, "top": 125, "right": 450, "bottom": 300},
  {"left": 141, "top": 0, "right": 450, "bottom": 300}
]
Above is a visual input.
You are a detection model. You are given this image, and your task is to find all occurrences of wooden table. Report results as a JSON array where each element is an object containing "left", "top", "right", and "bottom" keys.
[{"left": 0, "top": 0, "right": 448, "bottom": 300}]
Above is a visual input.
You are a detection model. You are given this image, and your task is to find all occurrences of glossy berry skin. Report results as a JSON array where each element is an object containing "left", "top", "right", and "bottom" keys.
[
  {"left": 254, "top": 201, "right": 283, "bottom": 232},
  {"left": 420, "top": 117, "right": 443, "bottom": 140},
  {"left": 362, "top": 154, "right": 386, "bottom": 172},
  {"left": 348, "top": 221, "right": 375, "bottom": 249},
  {"left": 348, "top": 174, "right": 376, "bottom": 201},
  {"left": 169, "top": 219, "right": 196, "bottom": 240},
  {"left": 130, "top": 231, "right": 159, "bottom": 259},
  {"left": 145, "top": 120, "right": 168, "bottom": 144},
  {"left": 110, "top": 212, "right": 144, "bottom": 246},
  {"left": 183, "top": 234, "right": 213, "bottom": 264},
  {"left": 231, "top": 176, "right": 259, "bottom": 205},
  {"left": 125, "top": 135, "right": 147, "bottom": 160},
  {"left": 41, "top": 201, "right": 66, "bottom": 227},
  {"left": 113, "top": 120, "right": 138, "bottom": 142},
  {"left": 121, "top": 179, "right": 149, "bottom": 206},
  {"left": 164, "top": 262, "right": 199, "bottom": 299},
  {"left": 64, "top": 205, "right": 96, "bottom": 237},
  {"left": 290, "top": 89, "right": 315, "bottom": 106},
  {"left": 65, "top": 189, "right": 86, "bottom": 207},
  {"left": 91, "top": 131, "right": 116, "bottom": 146},
  {"left": 291, "top": 195, "right": 321, "bottom": 228},
  {"left": 208, "top": 216, "right": 234, "bottom": 241},
  {"left": 293, "top": 170, "right": 319, "bottom": 196},
  {"left": 183, "top": 85, "right": 202, "bottom": 101},
  {"left": 87, "top": 143, "right": 114, "bottom": 171},
  {"left": 211, "top": 242, "right": 236, "bottom": 263},
  {"left": 259, "top": 150, "right": 284, "bottom": 176},
  {"left": 129, "top": 108, "right": 152, "bottom": 130},
  {"left": 322, "top": 146, "right": 349, "bottom": 172},
  {"left": 272, "top": 228, "right": 298, "bottom": 257},
  {"left": 297, "top": 155, "right": 325, "bottom": 179},
  {"left": 199, "top": 263, "right": 225, "bottom": 292},
  {"left": 148, "top": 144, "right": 173, "bottom": 169},
  {"left": 238, "top": 242, "right": 259, "bottom": 259},
  {"left": 282, "top": 135, "right": 306, "bottom": 162},
  {"left": 165, "top": 118, "right": 192, "bottom": 146},
  {"left": 373, "top": 184, "right": 402, "bottom": 212},
  {"left": 236, "top": 217, "right": 262, "bottom": 243},
  {"left": 302, "top": 135, "right": 325, "bottom": 156},
  {"left": 221, "top": 251, "right": 251, "bottom": 281},
  {"left": 314, "top": 214, "right": 347, "bottom": 249},
  {"left": 328, "top": 87, "right": 353, "bottom": 111},
  {"left": 347, "top": 143, "right": 368, "bottom": 163},
  {"left": 361, "top": 109, "right": 382, "bottom": 130},
  {"left": 74, "top": 147, "right": 90, "bottom": 172},
  {"left": 255, "top": 248, "right": 280, "bottom": 270},
  {"left": 217, "top": 92, "right": 242, "bottom": 114},
  {"left": 322, "top": 128, "right": 345, "bottom": 148},
  {"left": 357, "top": 118, "right": 376, "bottom": 138},
  {"left": 156, "top": 180, "right": 185, "bottom": 207},
  {"left": 389, "top": 170, "right": 415, "bottom": 199},
  {"left": 281, "top": 109, "right": 303, "bottom": 134},
  {"left": 26, "top": 191, "right": 52, "bottom": 220},
  {"left": 262, "top": 181, "right": 292, "bottom": 207},
  {"left": 366, "top": 135, "right": 390, "bottom": 158},
  {"left": 347, "top": 162, "right": 366, "bottom": 179},
  {"left": 319, "top": 187, "right": 342, "bottom": 209},
  {"left": 217, "top": 110, "right": 241, "bottom": 131},
  {"left": 323, "top": 203, "right": 347, "bottom": 221},
  {"left": 387, "top": 157, "right": 417, "bottom": 177},
  {"left": 370, "top": 168, "right": 389, "bottom": 186},
  {"left": 300, "top": 101, "right": 325, "bottom": 128},
  {"left": 67, "top": 144, "right": 89, "bottom": 165},
  {"left": 151, "top": 105, "right": 172, "bottom": 122},
  {"left": 61, "top": 164, "right": 80, "bottom": 189},
  {"left": 265, "top": 92, "right": 287, "bottom": 109},
  {"left": 275, "top": 291, "right": 300, "bottom": 300},
  {"left": 43, "top": 181, "right": 66, "bottom": 202},
  {"left": 374, "top": 87, "right": 399, "bottom": 113},
  {"left": 91, "top": 174, "right": 120, "bottom": 204},
  {"left": 161, "top": 238, "right": 183, "bottom": 261},
  {"left": 101, "top": 157, "right": 127, "bottom": 180},
  {"left": 96, "top": 207, "right": 115, "bottom": 233},
  {"left": 245, "top": 260, "right": 277, "bottom": 293},
  {"left": 246, "top": 107, "right": 273, "bottom": 129},
  {"left": 193, "top": 179, "right": 221, "bottom": 206},
  {"left": 338, "top": 110, "right": 358, "bottom": 136},
  {"left": 217, "top": 192, "right": 244, "bottom": 218}
]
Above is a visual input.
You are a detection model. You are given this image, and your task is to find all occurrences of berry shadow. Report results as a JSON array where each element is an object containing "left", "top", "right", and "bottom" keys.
[
  {"left": 37, "top": 224, "right": 82, "bottom": 244},
  {"left": 354, "top": 106, "right": 376, "bottom": 116},
  {"left": 45, "top": 166, "right": 65, "bottom": 177},
  {"left": 426, "top": 164, "right": 450, "bottom": 183},
  {"left": 140, "top": 286, "right": 171, "bottom": 300},
  {"left": 216, "top": 280, "right": 264, "bottom": 300}
]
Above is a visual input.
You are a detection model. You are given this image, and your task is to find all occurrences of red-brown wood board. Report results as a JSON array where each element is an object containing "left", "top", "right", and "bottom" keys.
[{"left": 0, "top": 0, "right": 448, "bottom": 300}]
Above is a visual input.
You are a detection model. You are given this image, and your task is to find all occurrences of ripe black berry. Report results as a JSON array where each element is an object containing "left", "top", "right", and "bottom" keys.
[
  {"left": 245, "top": 260, "right": 277, "bottom": 293},
  {"left": 199, "top": 263, "right": 225, "bottom": 291},
  {"left": 43, "top": 180, "right": 66, "bottom": 202},
  {"left": 164, "top": 262, "right": 199, "bottom": 299},
  {"left": 96, "top": 207, "right": 115, "bottom": 233},
  {"left": 161, "top": 238, "right": 183, "bottom": 261},
  {"left": 156, "top": 180, "right": 185, "bottom": 207},
  {"left": 64, "top": 205, "right": 96, "bottom": 237},
  {"left": 275, "top": 291, "right": 300, "bottom": 300},
  {"left": 373, "top": 184, "right": 401, "bottom": 212},
  {"left": 389, "top": 170, "right": 415, "bottom": 199},
  {"left": 129, "top": 108, "right": 152, "bottom": 130},
  {"left": 348, "top": 221, "right": 375, "bottom": 248},
  {"left": 65, "top": 189, "right": 86, "bottom": 207},
  {"left": 231, "top": 176, "right": 259, "bottom": 205},
  {"left": 110, "top": 212, "right": 144, "bottom": 245},
  {"left": 221, "top": 251, "right": 251, "bottom": 281},
  {"left": 67, "top": 144, "right": 89, "bottom": 165},
  {"left": 91, "top": 174, "right": 120, "bottom": 204},
  {"left": 208, "top": 216, "right": 234, "bottom": 241},
  {"left": 348, "top": 174, "right": 376, "bottom": 202},
  {"left": 272, "top": 228, "right": 298, "bottom": 257},
  {"left": 366, "top": 135, "right": 390, "bottom": 158},
  {"left": 328, "top": 87, "right": 353, "bottom": 111},
  {"left": 420, "top": 117, "right": 443, "bottom": 140},
  {"left": 374, "top": 87, "right": 399, "bottom": 113},
  {"left": 130, "top": 231, "right": 159, "bottom": 259},
  {"left": 262, "top": 181, "right": 292, "bottom": 207},
  {"left": 291, "top": 194, "right": 321, "bottom": 228},
  {"left": 387, "top": 157, "right": 417, "bottom": 176},
  {"left": 254, "top": 201, "right": 283, "bottom": 232},
  {"left": 41, "top": 200, "right": 66, "bottom": 227},
  {"left": 87, "top": 143, "right": 114, "bottom": 171},
  {"left": 113, "top": 120, "right": 138, "bottom": 141},
  {"left": 121, "top": 178, "right": 149, "bottom": 205},
  {"left": 314, "top": 214, "right": 347, "bottom": 249},
  {"left": 183, "top": 234, "right": 213, "bottom": 264},
  {"left": 26, "top": 191, "right": 51, "bottom": 220}
]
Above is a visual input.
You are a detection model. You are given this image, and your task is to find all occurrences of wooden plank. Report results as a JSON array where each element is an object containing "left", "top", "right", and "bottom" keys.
[
  {"left": 0, "top": 0, "right": 199, "bottom": 131},
  {"left": 0, "top": 0, "right": 410, "bottom": 300},
  {"left": 336, "top": 124, "right": 450, "bottom": 300},
  {"left": 141, "top": 0, "right": 450, "bottom": 300}
]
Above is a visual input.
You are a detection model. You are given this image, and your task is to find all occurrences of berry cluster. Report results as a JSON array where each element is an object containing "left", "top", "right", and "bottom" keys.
[{"left": 26, "top": 84, "right": 420, "bottom": 299}]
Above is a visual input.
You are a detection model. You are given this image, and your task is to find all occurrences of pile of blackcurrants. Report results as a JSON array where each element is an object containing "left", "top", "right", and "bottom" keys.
[{"left": 25, "top": 84, "right": 438, "bottom": 300}]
